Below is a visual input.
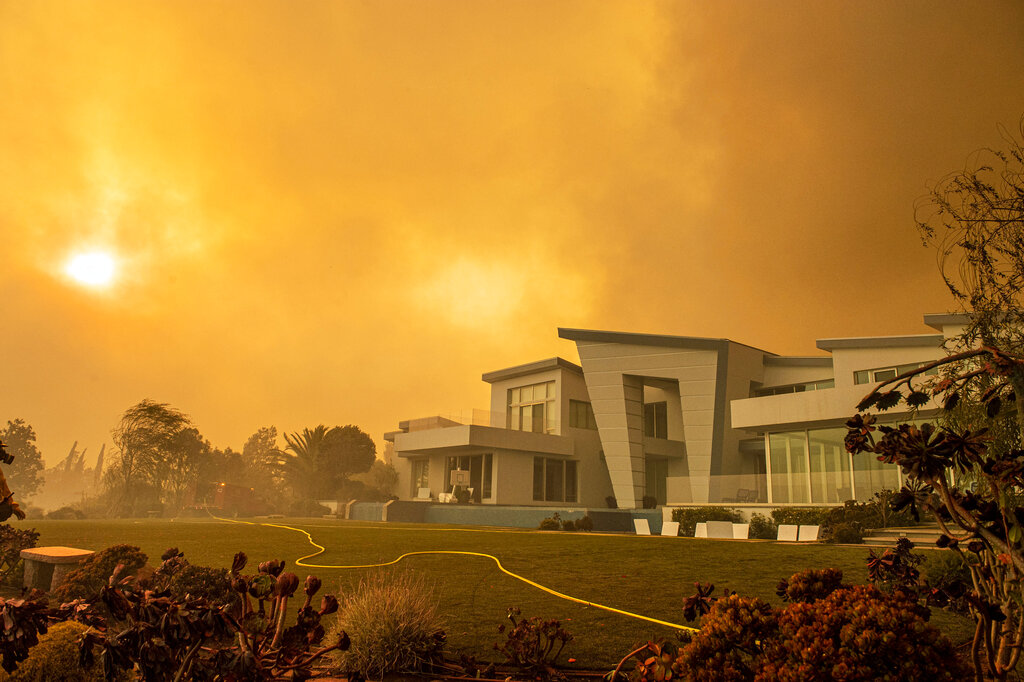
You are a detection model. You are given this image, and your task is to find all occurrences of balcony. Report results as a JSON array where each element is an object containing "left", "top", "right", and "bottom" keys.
[{"left": 386, "top": 408, "right": 573, "bottom": 457}]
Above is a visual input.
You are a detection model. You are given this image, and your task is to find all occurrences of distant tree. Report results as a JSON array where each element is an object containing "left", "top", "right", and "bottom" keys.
[
  {"left": 321, "top": 425, "right": 376, "bottom": 482},
  {"left": 160, "top": 428, "right": 209, "bottom": 513},
  {"left": 277, "top": 425, "right": 376, "bottom": 500},
  {"left": 352, "top": 460, "right": 399, "bottom": 499},
  {"left": 0, "top": 419, "right": 45, "bottom": 499},
  {"left": 278, "top": 426, "right": 331, "bottom": 500},
  {"left": 109, "top": 400, "right": 192, "bottom": 516},
  {"left": 243, "top": 427, "right": 279, "bottom": 467},
  {"left": 242, "top": 426, "right": 285, "bottom": 497}
]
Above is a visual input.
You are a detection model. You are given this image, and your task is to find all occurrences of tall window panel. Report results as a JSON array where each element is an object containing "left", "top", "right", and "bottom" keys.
[
  {"left": 569, "top": 400, "right": 598, "bottom": 430},
  {"left": 532, "top": 457, "right": 578, "bottom": 503},
  {"left": 412, "top": 459, "right": 429, "bottom": 493},
  {"left": 807, "top": 428, "right": 853, "bottom": 503},
  {"left": 768, "top": 432, "right": 809, "bottom": 504},
  {"left": 643, "top": 401, "right": 668, "bottom": 439}
]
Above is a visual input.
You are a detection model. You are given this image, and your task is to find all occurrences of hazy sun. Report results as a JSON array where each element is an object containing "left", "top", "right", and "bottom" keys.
[{"left": 65, "top": 251, "right": 117, "bottom": 287}]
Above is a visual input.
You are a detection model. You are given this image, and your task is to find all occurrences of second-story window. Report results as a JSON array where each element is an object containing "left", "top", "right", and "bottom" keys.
[
  {"left": 569, "top": 399, "right": 598, "bottom": 430},
  {"left": 644, "top": 401, "right": 668, "bottom": 439},
  {"left": 853, "top": 362, "right": 938, "bottom": 385},
  {"left": 508, "top": 381, "right": 555, "bottom": 433}
]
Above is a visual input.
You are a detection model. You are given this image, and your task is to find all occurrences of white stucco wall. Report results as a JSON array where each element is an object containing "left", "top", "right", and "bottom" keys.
[{"left": 829, "top": 341, "right": 944, "bottom": 388}]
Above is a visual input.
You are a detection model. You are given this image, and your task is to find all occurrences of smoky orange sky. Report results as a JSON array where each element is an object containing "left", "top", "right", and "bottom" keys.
[{"left": 2, "top": 1, "right": 1024, "bottom": 467}]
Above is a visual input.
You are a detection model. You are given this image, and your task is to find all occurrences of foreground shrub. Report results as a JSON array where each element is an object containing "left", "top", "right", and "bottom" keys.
[
  {"left": 74, "top": 551, "right": 346, "bottom": 680},
  {"left": 776, "top": 567, "right": 844, "bottom": 603},
  {"left": 50, "top": 545, "right": 147, "bottom": 601},
  {"left": 0, "top": 621, "right": 102, "bottom": 682},
  {"left": 759, "top": 585, "right": 966, "bottom": 680},
  {"left": 675, "top": 594, "right": 777, "bottom": 681},
  {"left": 328, "top": 571, "right": 445, "bottom": 678},
  {"left": 626, "top": 565, "right": 965, "bottom": 681},
  {"left": 0, "top": 525, "right": 38, "bottom": 585},
  {"left": 574, "top": 515, "right": 594, "bottom": 532},
  {"left": 148, "top": 548, "right": 233, "bottom": 605},
  {"left": 494, "top": 607, "right": 573, "bottom": 681},
  {"left": 538, "top": 513, "right": 562, "bottom": 531},
  {"left": 747, "top": 513, "right": 776, "bottom": 540},
  {"left": 671, "top": 507, "right": 743, "bottom": 537}
]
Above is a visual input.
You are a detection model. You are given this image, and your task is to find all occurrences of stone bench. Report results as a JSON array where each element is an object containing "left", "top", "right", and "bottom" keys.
[{"left": 21, "top": 546, "right": 94, "bottom": 591}]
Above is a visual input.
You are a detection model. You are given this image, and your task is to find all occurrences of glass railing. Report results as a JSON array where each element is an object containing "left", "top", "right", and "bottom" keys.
[
  {"left": 401, "top": 409, "right": 560, "bottom": 434},
  {"left": 665, "top": 471, "right": 905, "bottom": 506}
]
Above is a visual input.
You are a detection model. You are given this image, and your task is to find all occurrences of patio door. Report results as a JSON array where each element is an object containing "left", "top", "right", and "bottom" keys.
[{"left": 445, "top": 455, "right": 484, "bottom": 502}]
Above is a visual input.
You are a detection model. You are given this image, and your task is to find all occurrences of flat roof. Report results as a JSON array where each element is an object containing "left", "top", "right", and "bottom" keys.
[
  {"left": 481, "top": 357, "right": 582, "bottom": 383},
  {"left": 923, "top": 313, "right": 971, "bottom": 331},
  {"left": 764, "top": 356, "right": 833, "bottom": 367},
  {"left": 557, "top": 328, "right": 772, "bottom": 354},
  {"left": 816, "top": 334, "right": 944, "bottom": 351}
]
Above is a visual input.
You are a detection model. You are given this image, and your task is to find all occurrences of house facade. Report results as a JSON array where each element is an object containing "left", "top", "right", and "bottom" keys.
[{"left": 386, "top": 314, "right": 966, "bottom": 510}]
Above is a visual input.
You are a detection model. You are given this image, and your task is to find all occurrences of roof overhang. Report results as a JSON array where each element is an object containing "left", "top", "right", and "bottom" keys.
[
  {"left": 393, "top": 424, "right": 575, "bottom": 457},
  {"left": 482, "top": 357, "right": 582, "bottom": 383},
  {"left": 923, "top": 313, "right": 971, "bottom": 331},
  {"left": 558, "top": 328, "right": 771, "bottom": 354},
  {"left": 816, "top": 334, "right": 943, "bottom": 351}
]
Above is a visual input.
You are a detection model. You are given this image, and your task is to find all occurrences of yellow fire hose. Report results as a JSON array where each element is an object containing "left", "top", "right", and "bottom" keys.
[{"left": 210, "top": 514, "right": 697, "bottom": 632}]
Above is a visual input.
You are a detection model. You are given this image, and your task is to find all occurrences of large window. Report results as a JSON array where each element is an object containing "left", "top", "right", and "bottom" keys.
[
  {"left": 643, "top": 401, "right": 668, "bottom": 439},
  {"left": 766, "top": 427, "right": 901, "bottom": 503},
  {"left": 508, "top": 382, "right": 555, "bottom": 433},
  {"left": 569, "top": 400, "right": 597, "bottom": 430},
  {"left": 533, "top": 457, "right": 578, "bottom": 502},
  {"left": 444, "top": 454, "right": 493, "bottom": 502},
  {"left": 769, "top": 431, "right": 809, "bottom": 504},
  {"left": 412, "top": 459, "right": 429, "bottom": 493},
  {"left": 645, "top": 457, "right": 668, "bottom": 505},
  {"left": 808, "top": 428, "right": 853, "bottom": 504}
]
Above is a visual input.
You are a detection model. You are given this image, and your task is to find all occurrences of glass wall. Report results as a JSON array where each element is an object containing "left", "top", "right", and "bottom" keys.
[
  {"left": 807, "top": 428, "right": 853, "bottom": 504},
  {"left": 766, "top": 427, "right": 901, "bottom": 504},
  {"left": 852, "top": 450, "right": 900, "bottom": 501},
  {"left": 532, "top": 457, "right": 578, "bottom": 503},
  {"left": 444, "top": 454, "right": 493, "bottom": 503},
  {"left": 769, "top": 431, "right": 809, "bottom": 503},
  {"left": 645, "top": 457, "right": 668, "bottom": 505}
]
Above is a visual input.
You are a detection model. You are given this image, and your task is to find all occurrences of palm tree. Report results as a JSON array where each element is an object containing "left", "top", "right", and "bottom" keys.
[{"left": 277, "top": 425, "right": 331, "bottom": 500}]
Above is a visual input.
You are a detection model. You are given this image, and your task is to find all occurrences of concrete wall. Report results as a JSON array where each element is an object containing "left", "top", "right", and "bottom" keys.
[
  {"left": 830, "top": 342, "right": 944, "bottom": 389},
  {"left": 712, "top": 343, "right": 769, "bottom": 501},
  {"left": 349, "top": 502, "right": 386, "bottom": 521},
  {"left": 761, "top": 361, "right": 834, "bottom": 387},
  {"left": 573, "top": 340, "right": 726, "bottom": 508}
]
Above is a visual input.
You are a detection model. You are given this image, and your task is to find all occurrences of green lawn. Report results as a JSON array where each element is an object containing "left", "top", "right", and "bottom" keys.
[{"left": 23, "top": 517, "right": 974, "bottom": 669}]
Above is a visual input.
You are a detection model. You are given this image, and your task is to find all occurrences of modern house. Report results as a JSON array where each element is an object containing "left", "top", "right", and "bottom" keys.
[{"left": 386, "top": 314, "right": 966, "bottom": 510}]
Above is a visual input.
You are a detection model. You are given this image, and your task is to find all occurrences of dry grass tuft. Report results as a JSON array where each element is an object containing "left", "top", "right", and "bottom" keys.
[{"left": 328, "top": 570, "right": 446, "bottom": 679}]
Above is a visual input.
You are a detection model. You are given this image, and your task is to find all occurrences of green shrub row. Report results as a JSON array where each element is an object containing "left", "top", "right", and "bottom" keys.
[
  {"left": 668, "top": 492, "right": 920, "bottom": 541},
  {"left": 670, "top": 507, "right": 744, "bottom": 536}
]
